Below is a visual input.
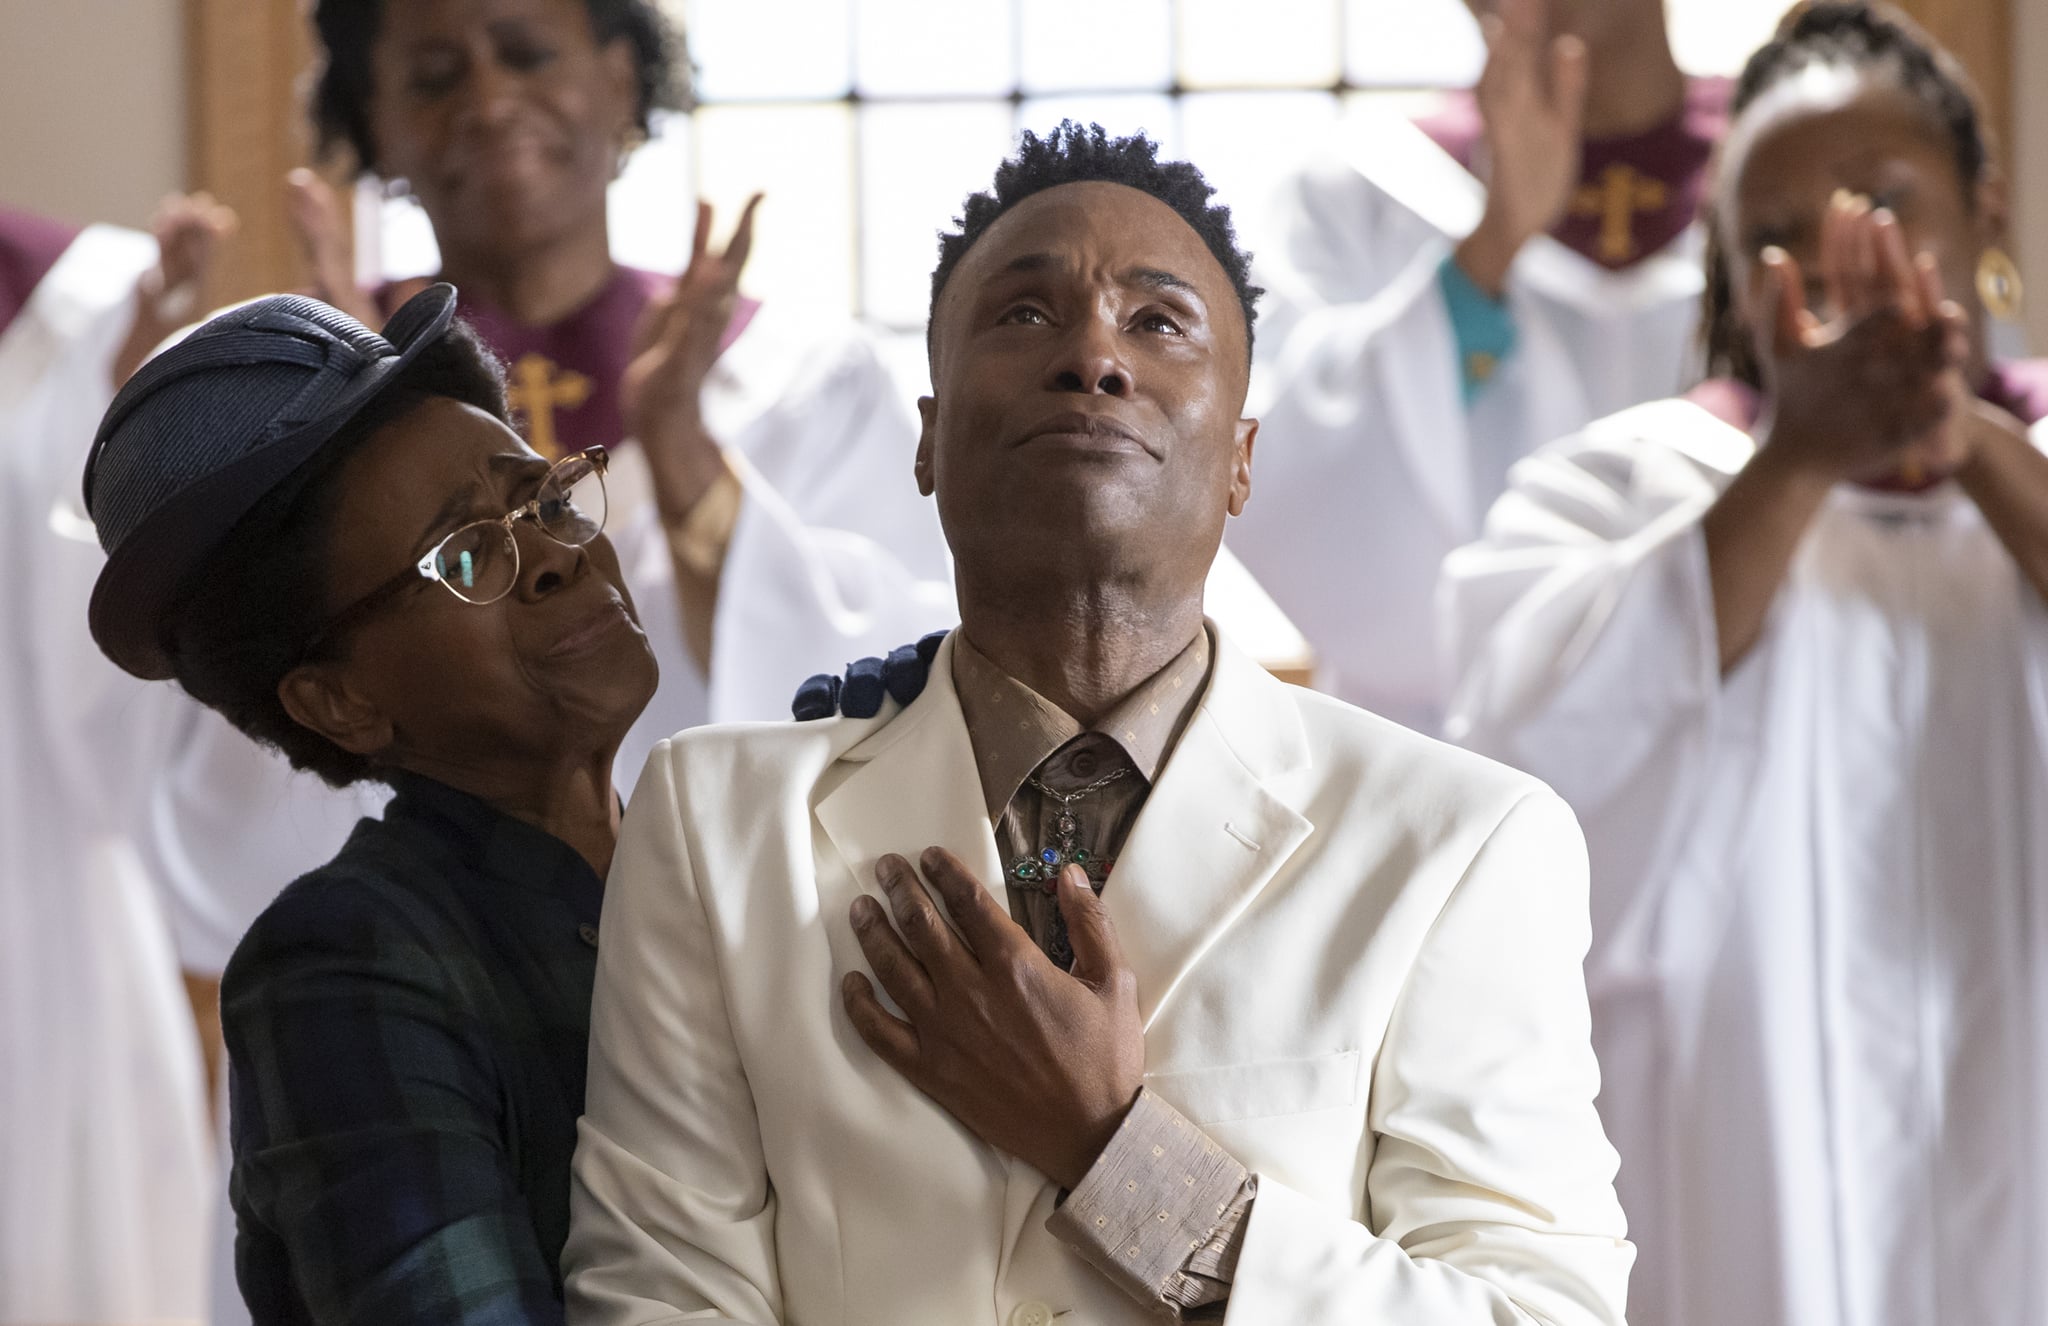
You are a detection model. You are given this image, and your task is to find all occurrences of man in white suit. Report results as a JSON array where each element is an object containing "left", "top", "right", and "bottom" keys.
[{"left": 565, "top": 122, "right": 1631, "bottom": 1325}]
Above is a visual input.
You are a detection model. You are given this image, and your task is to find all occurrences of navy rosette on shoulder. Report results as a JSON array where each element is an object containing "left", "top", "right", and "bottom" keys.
[
  {"left": 789, "top": 672, "right": 842, "bottom": 722},
  {"left": 792, "top": 630, "right": 949, "bottom": 720}
]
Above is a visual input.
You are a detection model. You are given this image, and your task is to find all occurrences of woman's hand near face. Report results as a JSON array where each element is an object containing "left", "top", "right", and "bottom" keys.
[
  {"left": 1895, "top": 282, "right": 1983, "bottom": 481},
  {"left": 624, "top": 194, "right": 764, "bottom": 520},
  {"left": 112, "top": 192, "right": 239, "bottom": 388},
  {"left": 285, "top": 169, "right": 383, "bottom": 327},
  {"left": 1757, "top": 193, "right": 1961, "bottom": 483},
  {"left": 1703, "top": 195, "right": 1967, "bottom": 674},
  {"left": 1453, "top": 0, "right": 1589, "bottom": 297}
]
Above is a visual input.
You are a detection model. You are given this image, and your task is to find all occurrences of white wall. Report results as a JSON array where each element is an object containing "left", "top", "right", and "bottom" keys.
[
  {"left": 2017, "top": 0, "right": 2048, "bottom": 355},
  {"left": 0, "top": 0, "right": 186, "bottom": 228}
]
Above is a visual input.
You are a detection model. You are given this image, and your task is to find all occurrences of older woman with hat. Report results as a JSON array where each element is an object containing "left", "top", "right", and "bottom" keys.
[
  {"left": 84, "top": 284, "right": 657, "bottom": 1324},
  {"left": 290, "top": 0, "right": 952, "bottom": 738}
]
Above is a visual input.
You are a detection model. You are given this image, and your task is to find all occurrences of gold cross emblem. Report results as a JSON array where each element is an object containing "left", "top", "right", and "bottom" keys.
[
  {"left": 1570, "top": 163, "right": 1670, "bottom": 265},
  {"left": 505, "top": 352, "right": 593, "bottom": 459}
]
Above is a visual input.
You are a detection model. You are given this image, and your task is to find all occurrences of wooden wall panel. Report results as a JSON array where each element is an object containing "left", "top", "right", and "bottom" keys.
[
  {"left": 2019, "top": 0, "right": 2048, "bottom": 352},
  {"left": 1893, "top": 0, "right": 2032, "bottom": 350},
  {"left": 184, "top": 0, "right": 345, "bottom": 309},
  {"left": 1893, "top": 0, "right": 2014, "bottom": 162}
]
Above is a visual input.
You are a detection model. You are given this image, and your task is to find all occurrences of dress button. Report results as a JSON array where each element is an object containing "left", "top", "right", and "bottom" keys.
[
  {"left": 1008, "top": 1303, "right": 1056, "bottom": 1326},
  {"left": 577, "top": 922, "right": 600, "bottom": 949}
]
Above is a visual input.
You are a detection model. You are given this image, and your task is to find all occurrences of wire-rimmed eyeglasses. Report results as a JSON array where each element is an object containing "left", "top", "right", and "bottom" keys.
[{"left": 298, "top": 446, "right": 610, "bottom": 659}]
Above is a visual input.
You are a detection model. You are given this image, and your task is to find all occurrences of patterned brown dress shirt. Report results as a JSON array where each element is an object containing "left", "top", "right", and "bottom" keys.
[{"left": 951, "top": 628, "right": 1257, "bottom": 1318}]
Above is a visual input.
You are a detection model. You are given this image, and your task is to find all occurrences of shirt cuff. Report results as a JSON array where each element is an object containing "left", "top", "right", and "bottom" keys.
[
  {"left": 1437, "top": 254, "right": 1519, "bottom": 404},
  {"left": 661, "top": 448, "right": 745, "bottom": 580},
  {"left": 1046, "top": 1087, "right": 1256, "bottom": 1317},
  {"left": 660, "top": 448, "right": 745, "bottom": 673}
]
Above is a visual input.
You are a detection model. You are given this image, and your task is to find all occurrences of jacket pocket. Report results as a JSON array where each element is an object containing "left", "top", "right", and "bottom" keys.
[{"left": 1145, "top": 1051, "right": 1362, "bottom": 1125}]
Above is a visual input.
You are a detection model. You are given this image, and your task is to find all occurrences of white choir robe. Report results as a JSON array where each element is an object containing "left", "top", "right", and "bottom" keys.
[
  {"left": 0, "top": 223, "right": 214, "bottom": 1323},
  {"left": 1228, "top": 108, "right": 1705, "bottom": 731},
  {"left": 1438, "top": 397, "right": 2048, "bottom": 1326},
  {"left": 603, "top": 301, "right": 958, "bottom": 776}
]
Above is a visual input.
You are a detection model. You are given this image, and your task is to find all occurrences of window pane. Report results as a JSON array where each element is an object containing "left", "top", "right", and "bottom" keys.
[
  {"left": 1669, "top": 0, "right": 1789, "bottom": 77},
  {"left": 1344, "top": 0, "right": 1482, "bottom": 87},
  {"left": 371, "top": 191, "right": 442, "bottom": 282},
  {"left": 1178, "top": 0, "right": 1340, "bottom": 90},
  {"left": 678, "top": 0, "right": 853, "bottom": 101},
  {"left": 609, "top": 111, "right": 697, "bottom": 275},
  {"left": 859, "top": 101, "right": 1017, "bottom": 326},
  {"left": 1341, "top": 86, "right": 1465, "bottom": 137},
  {"left": 1016, "top": 94, "right": 1180, "bottom": 158},
  {"left": 855, "top": 0, "right": 1017, "bottom": 97},
  {"left": 1019, "top": 0, "right": 1172, "bottom": 93},
  {"left": 695, "top": 103, "right": 859, "bottom": 315},
  {"left": 1179, "top": 90, "right": 1339, "bottom": 221}
]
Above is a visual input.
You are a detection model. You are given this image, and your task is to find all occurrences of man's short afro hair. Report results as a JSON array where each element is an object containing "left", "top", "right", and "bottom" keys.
[{"left": 930, "top": 121, "right": 1262, "bottom": 355}]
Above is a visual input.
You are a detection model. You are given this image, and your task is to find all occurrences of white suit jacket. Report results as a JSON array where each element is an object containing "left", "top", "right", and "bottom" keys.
[{"left": 567, "top": 627, "right": 1632, "bottom": 1325}]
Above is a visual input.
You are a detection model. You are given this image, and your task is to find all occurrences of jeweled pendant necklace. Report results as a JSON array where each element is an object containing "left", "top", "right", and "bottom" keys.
[{"left": 1010, "top": 766, "right": 1129, "bottom": 892}]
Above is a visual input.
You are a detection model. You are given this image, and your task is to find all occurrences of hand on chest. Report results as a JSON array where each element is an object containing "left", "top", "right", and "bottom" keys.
[{"left": 784, "top": 788, "right": 1445, "bottom": 1221}]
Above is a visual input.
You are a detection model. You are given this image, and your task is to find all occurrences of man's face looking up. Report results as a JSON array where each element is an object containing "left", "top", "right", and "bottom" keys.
[{"left": 917, "top": 180, "right": 1257, "bottom": 592}]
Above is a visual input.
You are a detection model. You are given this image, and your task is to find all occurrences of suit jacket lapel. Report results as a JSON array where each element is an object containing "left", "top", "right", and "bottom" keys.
[
  {"left": 1105, "top": 630, "right": 1315, "bottom": 1029},
  {"left": 815, "top": 633, "right": 1008, "bottom": 934},
  {"left": 818, "top": 627, "right": 1314, "bottom": 1029}
]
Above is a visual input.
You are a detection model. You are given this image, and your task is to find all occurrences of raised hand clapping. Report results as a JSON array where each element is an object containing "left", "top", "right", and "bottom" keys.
[
  {"left": 1454, "top": 0, "right": 1590, "bottom": 297},
  {"left": 283, "top": 169, "right": 375, "bottom": 325},
  {"left": 1755, "top": 190, "right": 1970, "bottom": 485},
  {"left": 624, "top": 194, "right": 764, "bottom": 518},
  {"left": 112, "top": 192, "right": 239, "bottom": 387}
]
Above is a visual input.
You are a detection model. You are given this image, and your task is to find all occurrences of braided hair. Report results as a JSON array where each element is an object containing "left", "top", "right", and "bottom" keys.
[
  {"left": 309, "top": 0, "right": 691, "bottom": 176},
  {"left": 1701, "top": 0, "right": 1994, "bottom": 386}
]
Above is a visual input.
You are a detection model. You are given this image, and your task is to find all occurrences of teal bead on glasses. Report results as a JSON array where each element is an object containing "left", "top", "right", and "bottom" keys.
[
  {"left": 418, "top": 447, "right": 610, "bottom": 603},
  {"left": 296, "top": 446, "right": 612, "bottom": 662}
]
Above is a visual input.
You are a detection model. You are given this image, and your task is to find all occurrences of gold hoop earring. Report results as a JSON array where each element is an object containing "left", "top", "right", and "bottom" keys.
[{"left": 1977, "top": 247, "right": 2024, "bottom": 321}]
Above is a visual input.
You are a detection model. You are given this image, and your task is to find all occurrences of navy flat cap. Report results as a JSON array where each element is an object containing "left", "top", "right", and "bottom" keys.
[{"left": 83, "top": 284, "right": 458, "bottom": 680}]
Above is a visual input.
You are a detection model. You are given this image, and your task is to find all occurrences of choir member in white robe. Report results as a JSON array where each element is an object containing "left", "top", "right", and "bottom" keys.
[
  {"left": 0, "top": 202, "right": 221, "bottom": 1324},
  {"left": 1440, "top": 8, "right": 2048, "bottom": 1323},
  {"left": 1230, "top": 0, "right": 1723, "bottom": 730}
]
